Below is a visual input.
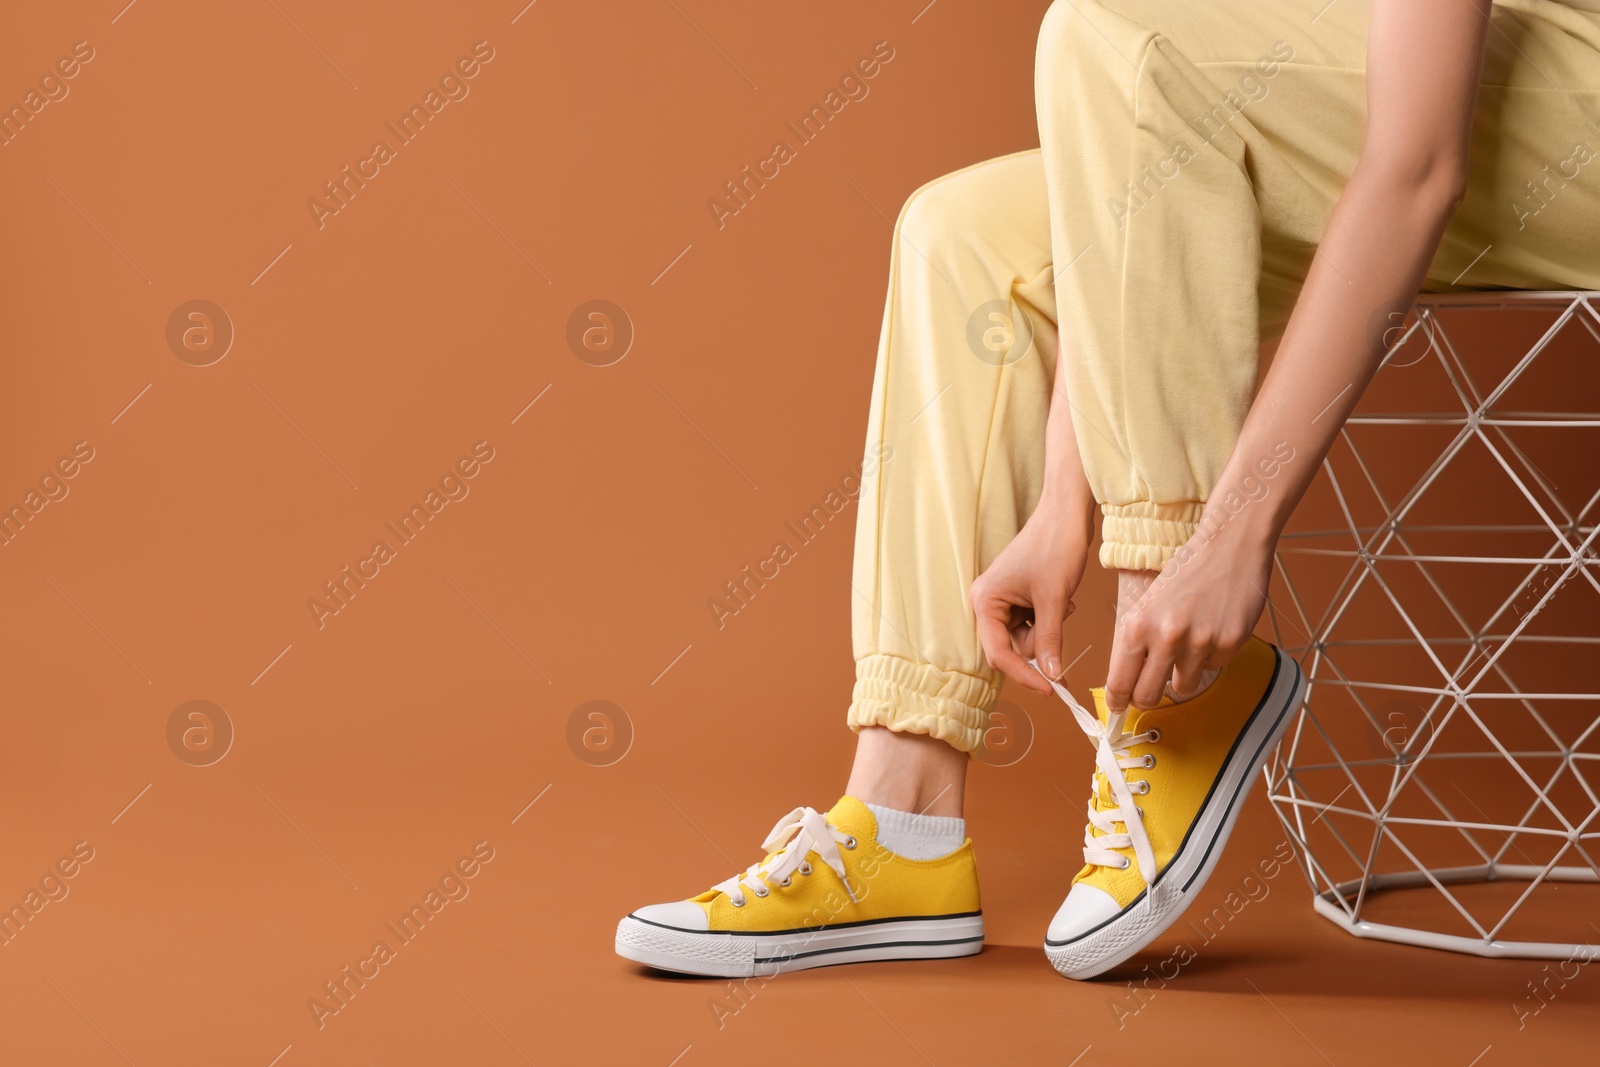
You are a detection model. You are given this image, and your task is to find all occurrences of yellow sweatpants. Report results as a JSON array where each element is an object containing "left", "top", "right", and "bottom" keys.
[{"left": 849, "top": 0, "right": 1600, "bottom": 754}]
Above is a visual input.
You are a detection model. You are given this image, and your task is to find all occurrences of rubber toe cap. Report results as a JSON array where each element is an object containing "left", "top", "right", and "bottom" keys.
[
  {"left": 631, "top": 901, "right": 709, "bottom": 932},
  {"left": 1046, "top": 882, "right": 1123, "bottom": 945}
]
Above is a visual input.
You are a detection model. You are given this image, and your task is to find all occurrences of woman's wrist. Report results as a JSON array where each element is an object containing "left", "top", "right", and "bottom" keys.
[
  {"left": 1037, "top": 485, "right": 1097, "bottom": 535},
  {"left": 1200, "top": 443, "right": 1299, "bottom": 555},
  {"left": 1197, "top": 495, "right": 1281, "bottom": 556}
]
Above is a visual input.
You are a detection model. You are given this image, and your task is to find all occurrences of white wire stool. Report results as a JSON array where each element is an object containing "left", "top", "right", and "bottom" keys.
[{"left": 1265, "top": 291, "right": 1600, "bottom": 959}]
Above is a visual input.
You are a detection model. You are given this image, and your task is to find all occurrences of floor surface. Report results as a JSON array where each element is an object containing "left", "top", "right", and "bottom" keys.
[{"left": 1, "top": 1, "right": 1595, "bottom": 1062}]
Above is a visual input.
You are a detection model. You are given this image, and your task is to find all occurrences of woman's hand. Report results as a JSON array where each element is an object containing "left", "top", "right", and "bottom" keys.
[
  {"left": 970, "top": 494, "right": 1094, "bottom": 695},
  {"left": 1087, "top": 0, "right": 1489, "bottom": 713},
  {"left": 1104, "top": 523, "right": 1273, "bottom": 714}
]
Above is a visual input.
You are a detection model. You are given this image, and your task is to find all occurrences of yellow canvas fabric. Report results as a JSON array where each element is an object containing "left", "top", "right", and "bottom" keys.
[
  {"left": 688, "top": 797, "right": 981, "bottom": 933},
  {"left": 1072, "top": 637, "right": 1279, "bottom": 907}
]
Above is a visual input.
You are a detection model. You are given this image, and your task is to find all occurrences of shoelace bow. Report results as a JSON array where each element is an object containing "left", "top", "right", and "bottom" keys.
[
  {"left": 712, "top": 806, "right": 858, "bottom": 907},
  {"left": 1031, "top": 659, "right": 1160, "bottom": 881}
]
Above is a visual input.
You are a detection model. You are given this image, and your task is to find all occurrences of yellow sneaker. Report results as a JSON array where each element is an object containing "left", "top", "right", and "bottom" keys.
[
  {"left": 1039, "top": 636, "right": 1305, "bottom": 979},
  {"left": 615, "top": 796, "right": 983, "bottom": 977}
]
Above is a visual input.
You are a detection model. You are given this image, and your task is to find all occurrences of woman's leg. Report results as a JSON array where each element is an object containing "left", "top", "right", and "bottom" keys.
[
  {"left": 847, "top": 149, "right": 1059, "bottom": 811},
  {"left": 1036, "top": 0, "right": 1600, "bottom": 577},
  {"left": 1035, "top": 0, "right": 1364, "bottom": 574},
  {"left": 1433, "top": 0, "right": 1600, "bottom": 292},
  {"left": 618, "top": 152, "right": 1056, "bottom": 977},
  {"left": 1029, "top": 0, "right": 1600, "bottom": 980},
  {"left": 1025, "top": 0, "right": 1369, "bottom": 980}
]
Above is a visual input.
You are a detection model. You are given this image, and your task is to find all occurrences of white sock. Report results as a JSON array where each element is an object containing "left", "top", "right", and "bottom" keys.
[
  {"left": 1165, "top": 667, "right": 1221, "bottom": 704},
  {"left": 864, "top": 802, "right": 966, "bottom": 860}
]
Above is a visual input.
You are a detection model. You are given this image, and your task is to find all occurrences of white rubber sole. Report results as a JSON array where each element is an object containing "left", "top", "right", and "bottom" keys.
[
  {"left": 616, "top": 911, "right": 984, "bottom": 978},
  {"left": 1044, "top": 648, "right": 1306, "bottom": 980}
]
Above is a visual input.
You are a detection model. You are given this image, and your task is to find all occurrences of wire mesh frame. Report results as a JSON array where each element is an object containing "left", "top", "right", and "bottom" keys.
[{"left": 1263, "top": 290, "right": 1600, "bottom": 959}]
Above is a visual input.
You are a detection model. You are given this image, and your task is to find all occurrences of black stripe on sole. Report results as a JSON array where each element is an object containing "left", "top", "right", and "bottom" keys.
[
  {"left": 626, "top": 909, "right": 983, "bottom": 938},
  {"left": 754, "top": 935, "right": 986, "bottom": 964}
]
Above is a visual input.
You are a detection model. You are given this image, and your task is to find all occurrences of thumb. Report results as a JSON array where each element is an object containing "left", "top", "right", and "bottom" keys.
[{"left": 1033, "top": 598, "right": 1070, "bottom": 682}]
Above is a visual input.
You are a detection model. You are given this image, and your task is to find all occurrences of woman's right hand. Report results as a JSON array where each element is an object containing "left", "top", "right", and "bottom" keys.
[{"left": 969, "top": 494, "right": 1095, "bottom": 695}]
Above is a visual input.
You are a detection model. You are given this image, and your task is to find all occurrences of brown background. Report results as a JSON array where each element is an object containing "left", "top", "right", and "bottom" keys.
[{"left": 1, "top": 0, "right": 1595, "bottom": 1063}]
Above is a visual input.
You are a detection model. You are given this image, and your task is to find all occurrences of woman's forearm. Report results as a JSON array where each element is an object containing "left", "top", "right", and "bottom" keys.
[
  {"left": 1208, "top": 162, "right": 1464, "bottom": 551},
  {"left": 1210, "top": 0, "right": 1490, "bottom": 554},
  {"left": 1098, "top": 0, "right": 1492, "bottom": 711}
]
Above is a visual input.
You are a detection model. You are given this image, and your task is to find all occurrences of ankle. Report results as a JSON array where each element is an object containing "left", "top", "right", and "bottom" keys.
[
  {"left": 845, "top": 727, "right": 968, "bottom": 817},
  {"left": 864, "top": 802, "right": 966, "bottom": 860}
]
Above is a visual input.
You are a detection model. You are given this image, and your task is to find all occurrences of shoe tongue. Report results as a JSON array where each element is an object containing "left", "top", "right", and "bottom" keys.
[
  {"left": 1090, "top": 687, "right": 1113, "bottom": 727},
  {"left": 826, "top": 796, "right": 877, "bottom": 844},
  {"left": 1091, "top": 688, "right": 1172, "bottom": 731}
]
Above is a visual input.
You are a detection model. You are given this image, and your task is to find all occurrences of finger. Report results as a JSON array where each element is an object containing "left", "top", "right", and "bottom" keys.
[
  {"left": 1132, "top": 639, "right": 1184, "bottom": 713},
  {"left": 1104, "top": 624, "right": 1146, "bottom": 715},
  {"left": 977, "top": 603, "right": 1051, "bottom": 694},
  {"left": 1203, "top": 630, "right": 1249, "bottom": 672},
  {"left": 1011, "top": 626, "right": 1037, "bottom": 665},
  {"left": 1032, "top": 598, "right": 1069, "bottom": 682},
  {"left": 1008, "top": 606, "right": 1036, "bottom": 662},
  {"left": 1170, "top": 643, "right": 1212, "bottom": 699}
]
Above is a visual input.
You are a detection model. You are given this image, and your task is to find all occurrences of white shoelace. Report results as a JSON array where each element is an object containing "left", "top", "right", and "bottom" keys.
[
  {"left": 1031, "top": 659, "right": 1160, "bottom": 881},
  {"left": 712, "top": 806, "right": 859, "bottom": 907}
]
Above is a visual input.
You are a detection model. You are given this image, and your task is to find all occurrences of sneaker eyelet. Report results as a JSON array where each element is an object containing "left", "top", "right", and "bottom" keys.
[
  {"left": 732, "top": 898, "right": 746, "bottom": 908},
  {"left": 1143, "top": 753, "right": 1157, "bottom": 769},
  {"left": 1136, "top": 805, "right": 1145, "bottom": 818},
  {"left": 844, "top": 836, "right": 857, "bottom": 850},
  {"left": 799, "top": 862, "right": 813, "bottom": 876},
  {"left": 1146, "top": 729, "right": 1161, "bottom": 743},
  {"left": 1134, "top": 780, "right": 1150, "bottom": 796},
  {"left": 754, "top": 885, "right": 769, "bottom": 898},
  {"left": 1120, "top": 857, "right": 1133, "bottom": 871},
  {"left": 779, "top": 877, "right": 792, "bottom": 887}
]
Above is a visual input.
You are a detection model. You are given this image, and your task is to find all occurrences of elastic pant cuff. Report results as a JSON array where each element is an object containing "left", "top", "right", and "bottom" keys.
[
  {"left": 848, "top": 654, "right": 997, "bottom": 757},
  {"left": 1098, "top": 501, "right": 1206, "bottom": 572}
]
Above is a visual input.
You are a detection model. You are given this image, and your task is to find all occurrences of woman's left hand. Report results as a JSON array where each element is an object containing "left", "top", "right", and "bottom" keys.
[{"left": 1103, "top": 524, "right": 1275, "bottom": 714}]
